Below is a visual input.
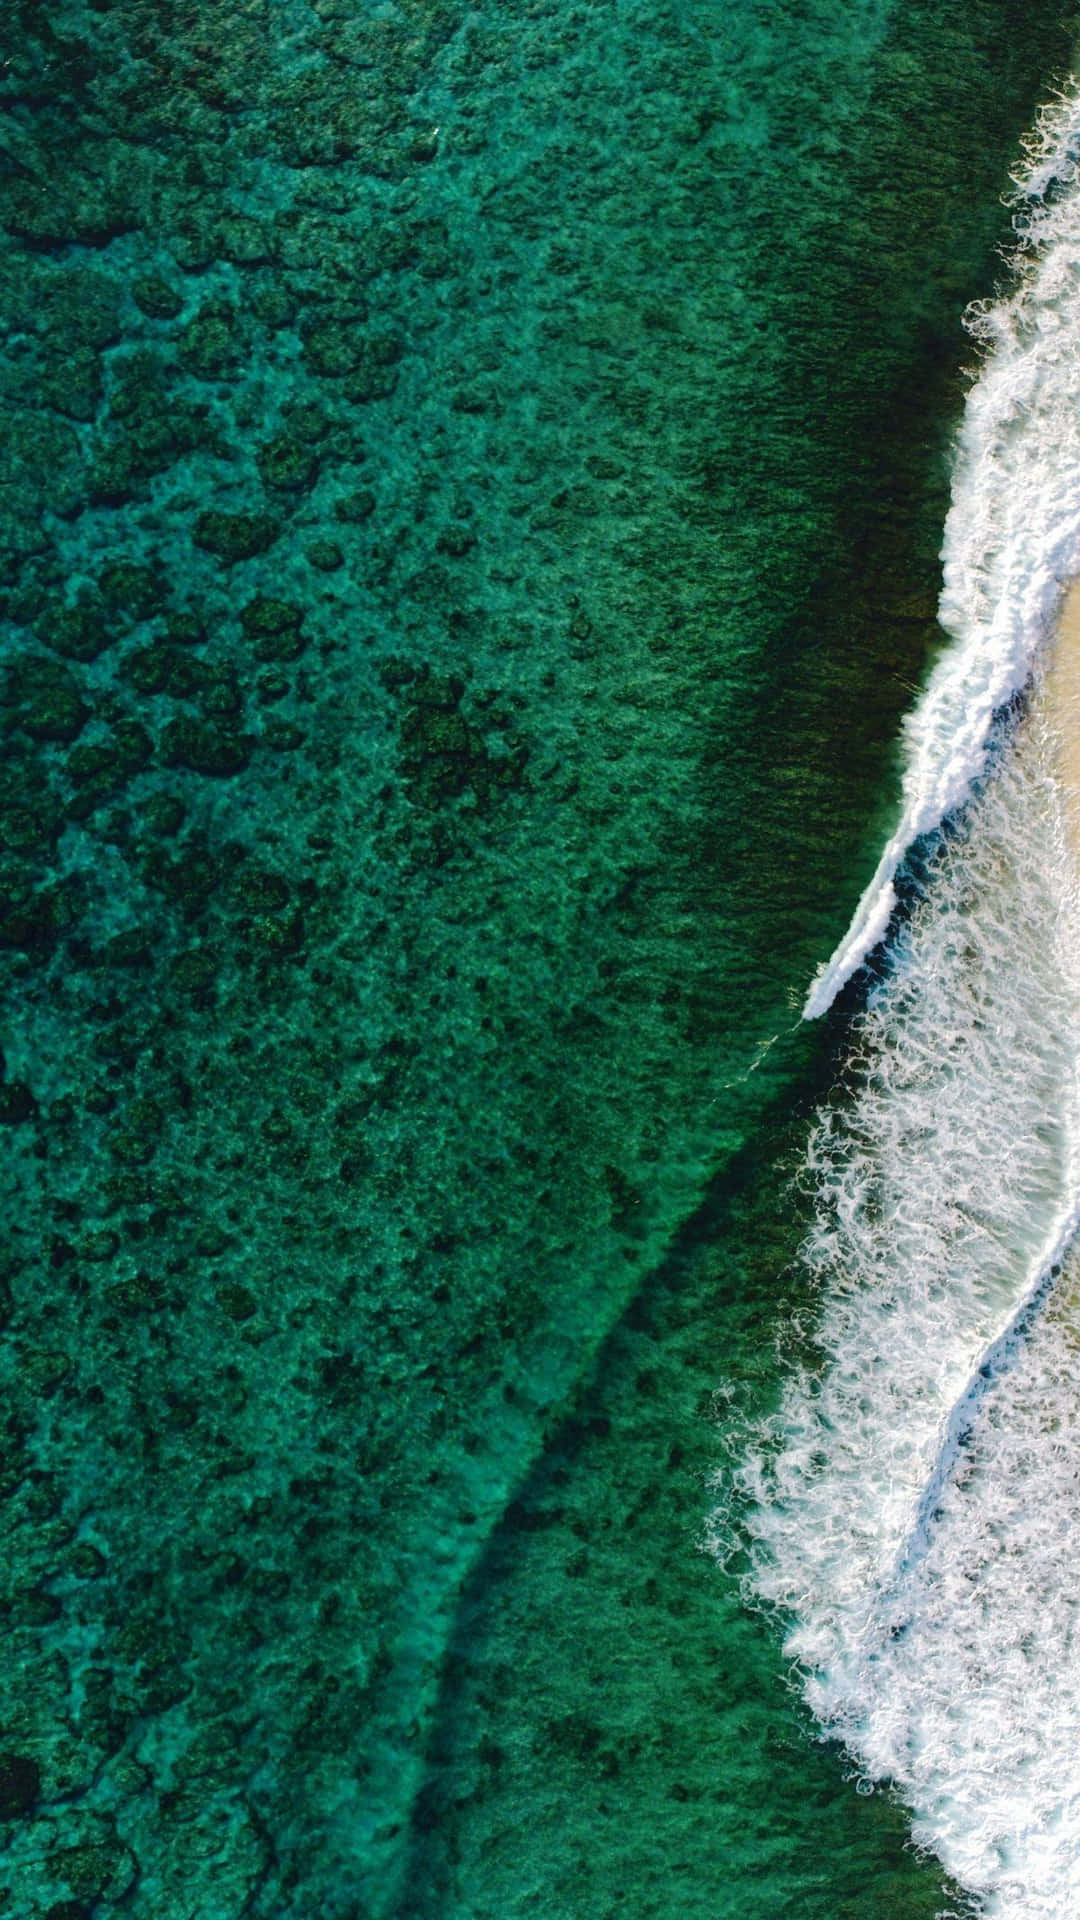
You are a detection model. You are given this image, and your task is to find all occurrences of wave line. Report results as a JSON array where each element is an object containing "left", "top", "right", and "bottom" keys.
[{"left": 804, "top": 79, "right": 1080, "bottom": 1020}]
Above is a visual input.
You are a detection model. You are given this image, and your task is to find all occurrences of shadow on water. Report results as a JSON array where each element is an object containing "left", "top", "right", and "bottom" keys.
[
  {"left": 397, "top": 1006, "right": 978, "bottom": 1920},
  {"left": 394, "top": 676, "right": 1034, "bottom": 1920},
  {"left": 392, "top": 0, "right": 1078, "bottom": 1883}
]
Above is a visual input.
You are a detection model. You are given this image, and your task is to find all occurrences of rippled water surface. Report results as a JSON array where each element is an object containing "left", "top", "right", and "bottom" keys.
[{"left": 3, "top": 1, "right": 1079, "bottom": 1915}]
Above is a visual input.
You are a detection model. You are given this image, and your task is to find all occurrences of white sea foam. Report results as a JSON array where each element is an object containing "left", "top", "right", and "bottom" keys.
[
  {"left": 721, "top": 84, "right": 1080, "bottom": 1914},
  {"left": 718, "top": 82, "right": 1080, "bottom": 1912},
  {"left": 724, "top": 698, "right": 1080, "bottom": 1914},
  {"left": 803, "top": 85, "right": 1080, "bottom": 1019},
  {"left": 859, "top": 1273, "right": 1080, "bottom": 1917}
]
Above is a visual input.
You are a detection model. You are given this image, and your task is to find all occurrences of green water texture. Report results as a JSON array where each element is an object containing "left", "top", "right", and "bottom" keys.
[{"left": 0, "top": 0, "right": 1075, "bottom": 1915}]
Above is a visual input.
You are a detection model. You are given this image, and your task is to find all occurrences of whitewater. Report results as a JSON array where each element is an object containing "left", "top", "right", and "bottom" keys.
[
  {"left": 726, "top": 83, "right": 1080, "bottom": 1919},
  {"left": 804, "top": 86, "right": 1080, "bottom": 1021}
]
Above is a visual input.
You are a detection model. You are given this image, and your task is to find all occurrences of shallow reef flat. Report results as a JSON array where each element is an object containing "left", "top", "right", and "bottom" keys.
[{"left": 0, "top": 1, "right": 1077, "bottom": 1916}]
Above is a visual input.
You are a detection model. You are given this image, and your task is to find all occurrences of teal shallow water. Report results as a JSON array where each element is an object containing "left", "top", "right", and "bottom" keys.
[{"left": 0, "top": 0, "right": 1076, "bottom": 1915}]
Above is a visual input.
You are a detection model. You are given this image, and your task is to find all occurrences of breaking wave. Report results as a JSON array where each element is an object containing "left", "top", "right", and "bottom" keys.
[
  {"left": 725, "top": 80, "right": 1080, "bottom": 1918},
  {"left": 804, "top": 85, "right": 1080, "bottom": 1020}
]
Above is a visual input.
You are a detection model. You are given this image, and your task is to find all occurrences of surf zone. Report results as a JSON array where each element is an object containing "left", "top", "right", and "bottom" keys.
[{"left": 723, "top": 81, "right": 1080, "bottom": 1920}]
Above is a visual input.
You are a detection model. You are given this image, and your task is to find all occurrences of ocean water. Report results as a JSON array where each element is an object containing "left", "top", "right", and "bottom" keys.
[
  {"left": 805, "top": 88, "right": 1080, "bottom": 1017},
  {"left": 1, "top": 0, "right": 1078, "bottom": 1917},
  {"left": 400, "top": 10, "right": 1080, "bottom": 1920},
  {"left": 731, "top": 82, "right": 1080, "bottom": 1919}
]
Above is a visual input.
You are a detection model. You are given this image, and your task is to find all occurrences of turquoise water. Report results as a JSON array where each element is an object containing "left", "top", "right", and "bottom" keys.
[{"left": 0, "top": 0, "right": 1077, "bottom": 1914}]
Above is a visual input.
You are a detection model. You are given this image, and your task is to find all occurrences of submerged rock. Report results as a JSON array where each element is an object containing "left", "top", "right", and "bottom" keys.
[
  {"left": 0, "top": 1750, "right": 41, "bottom": 1816},
  {"left": 162, "top": 718, "right": 252, "bottom": 778},
  {"left": 193, "top": 511, "right": 280, "bottom": 563},
  {"left": 6, "top": 658, "right": 88, "bottom": 743}
]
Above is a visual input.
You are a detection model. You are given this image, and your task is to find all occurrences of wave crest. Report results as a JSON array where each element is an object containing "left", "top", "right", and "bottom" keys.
[{"left": 804, "top": 78, "right": 1080, "bottom": 1020}]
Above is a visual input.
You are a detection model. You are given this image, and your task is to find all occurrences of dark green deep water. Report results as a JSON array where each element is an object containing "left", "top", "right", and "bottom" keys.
[{"left": 0, "top": 2, "right": 1076, "bottom": 1915}]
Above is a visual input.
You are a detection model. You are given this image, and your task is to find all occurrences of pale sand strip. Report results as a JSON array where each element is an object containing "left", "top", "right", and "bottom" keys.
[{"left": 1045, "top": 583, "right": 1080, "bottom": 851}]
